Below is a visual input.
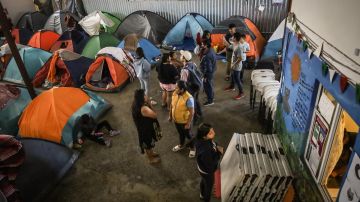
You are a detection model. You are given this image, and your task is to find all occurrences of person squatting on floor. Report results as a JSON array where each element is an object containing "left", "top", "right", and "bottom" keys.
[
  {"left": 169, "top": 80, "right": 196, "bottom": 158},
  {"left": 73, "top": 114, "right": 120, "bottom": 148},
  {"left": 196, "top": 123, "right": 223, "bottom": 202},
  {"left": 224, "top": 32, "right": 246, "bottom": 100},
  {"left": 179, "top": 50, "right": 203, "bottom": 124},
  {"left": 134, "top": 47, "right": 157, "bottom": 105},
  {"left": 200, "top": 38, "right": 217, "bottom": 106},
  {"left": 132, "top": 89, "right": 161, "bottom": 164},
  {"left": 157, "top": 53, "right": 179, "bottom": 110}
]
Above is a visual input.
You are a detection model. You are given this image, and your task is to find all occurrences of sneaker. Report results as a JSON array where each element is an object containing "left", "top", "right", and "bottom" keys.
[
  {"left": 104, "top": 139, "right": 112, "bottom": 147},
  {"left": 224, "top": 86, "right": 235, "bottom": 92},
  {"left": 109, "top": 130, "right": 121, "bottom": 137},
  {"left": 203, "top": 101, "right": 214, "bottom": 106},
  {"left": 189, "top": 150, "right": 196, "bottom": 158},
  {"left": 200, "top": 193, "right": 204, "bottom": 200},
  {"left": 150, "top": 100, "right": 157, "bottom": 105},
  {"left": 234, "top": 93, "right": 245, "bottom": 100},
  {"left": 172, "top": 145, "right": 183, "bottom": 152}
]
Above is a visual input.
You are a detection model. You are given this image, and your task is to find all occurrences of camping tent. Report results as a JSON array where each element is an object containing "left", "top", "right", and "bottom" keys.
[
  {"left": 16, "top": 11, "right": 48, "bottom": 32},
  {"left": 0, "top": 85, "right": 32, "bottom": 135},
  {"left": 115, "top": 10, "right": 172, "bottom": 45},
  {"left": 162, "top": 13, "right": 214, "bottom": 51},
  {"left": 44, "top": 10, "right": 81, "bottom": 34},
  {"left": 81, "top": 32, "right": 120, "bottom": 59},
  {"left": 79, "top": 11, "right": 121, "bottom": 36},
  {"left": 34, "top": 0, "right": 87, "bottom": 18},
  {"left": 33, "top": 50, "right": 93, "bottom": 88},
  {"left": 16, "top": 138, "right": 79, "bottom": 201},
  {"left": 96, "top": 47, "right": 137, "bottom": 80},
  {"left": 11, "top": 28, "right": 34, "bottom": 45},
  {"left": 18, "top": 87, "right": 112, "bottom": 147},
  {"left": 211, "top": 16, "right": 266, "bottom": 62},
  {"left": 260, "top": 19, "right": 286, "bottom": 61},
  {"left": 85, "top": 56, "right": 130, "bottom": 92},
  {"left": 50, "top": 30, "right": 89, "bottom": 53},
  {"left": 118, "top": 34, "right": 161, "bottom": 64},
  {"left": 3, "top": 47, "right": 52, "bottom": 84},
  {"left": 27, "top": 30, "right": 60, "bottom": 51}
]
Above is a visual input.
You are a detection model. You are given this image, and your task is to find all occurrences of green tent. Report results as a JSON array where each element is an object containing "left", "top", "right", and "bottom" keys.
[
  {"left": 0, "top": 85, "right": 32, "bottom": 135},
  {"left": 81, "top": 32, "right": 120, "bottom": 59},
  {"left": 102, "top": 12, "right": 121, "bottom": 34},
  {"left": 3, "top": 47, "right": 52, "bottom": 84}
]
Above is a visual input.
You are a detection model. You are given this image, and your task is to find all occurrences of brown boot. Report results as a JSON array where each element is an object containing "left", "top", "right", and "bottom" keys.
[
  {"left": 145, "top": 149, "right": 160, "bottom": 164},
  {"left": 149, "top": 149, "right": 160, "bottom": 157}
]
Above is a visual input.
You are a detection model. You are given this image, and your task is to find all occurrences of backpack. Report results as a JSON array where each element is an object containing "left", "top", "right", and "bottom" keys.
[{"left": 185, "top": 63, "right": 203, "bottom": 91}]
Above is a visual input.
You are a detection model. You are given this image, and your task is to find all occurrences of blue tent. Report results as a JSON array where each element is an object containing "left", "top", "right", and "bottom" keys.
[
  {"left": 118, "top": 37, "right": 161, "bottom": 64},
  {"left": 260, "top": 19, "right": 285, "bottom": 61},
  {"left": 3, "top": 47, "right": 52, "bottom": 84},
  {"left": 0, "top": 85, "right": 32, "bottom": 135},
  {"left": 162, "top": 13, "right": 214, "bottom": 51}
]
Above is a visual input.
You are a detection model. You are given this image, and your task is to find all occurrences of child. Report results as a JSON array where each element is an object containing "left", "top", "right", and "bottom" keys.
[
  {"left": 239, "top": 33, "right": 250, "bottom": 82},
  {"left": 224, "top": 32, "right": 245, "bottom": 100}
]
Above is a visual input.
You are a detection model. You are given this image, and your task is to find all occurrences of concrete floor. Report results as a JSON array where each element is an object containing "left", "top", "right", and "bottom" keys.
[{"left": 47, "top": 58, "right": 264, "bottom": 202}]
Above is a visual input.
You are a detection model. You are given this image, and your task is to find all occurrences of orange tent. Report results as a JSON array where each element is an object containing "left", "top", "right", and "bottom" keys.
[
  {"left": 18, "top": 87, "right": 112, "bottom": 147},
  {"left": 27, "top": 30, "right": 60, "bottom": 51},
  {"left": 211, "top": 16, "right": 265, "bottom": 62},
  {"left": 85, "top": 56, "right": 129, "bottom": 92},
  {"left": 18, "top": 87, "right": 89, "bottom": 144}
]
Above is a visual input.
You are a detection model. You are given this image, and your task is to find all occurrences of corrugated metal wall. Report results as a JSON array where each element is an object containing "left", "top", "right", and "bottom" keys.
[{"left": 82, "top": 0, "right": 288, "bottom": 34}]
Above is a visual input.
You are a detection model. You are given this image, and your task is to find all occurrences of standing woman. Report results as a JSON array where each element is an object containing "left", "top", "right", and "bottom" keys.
[
  {"left": 132, "top": 89, "right": 161, "bottom": 164},
  {"left": 157, "top": 53, "right": 179, "bottom": 110},
  {"left": 134, "top": 47, "right": 157, "bottom": 105},
  {"left": 196, "top": 123, "right": 223, "bottom": 201}
]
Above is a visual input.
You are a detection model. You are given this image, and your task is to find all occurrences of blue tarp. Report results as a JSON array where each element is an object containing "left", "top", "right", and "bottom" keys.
[{"left": 118, "top": 38, "right": 161, "bottom": 64}]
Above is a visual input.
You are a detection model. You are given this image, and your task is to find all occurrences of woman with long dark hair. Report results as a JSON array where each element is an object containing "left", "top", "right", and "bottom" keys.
[
  {"left": 131, "top": 89, "right": 161, "bottom": 164},
  {"left": 157, "top": 53, "right": 179, "bottom": 110}
]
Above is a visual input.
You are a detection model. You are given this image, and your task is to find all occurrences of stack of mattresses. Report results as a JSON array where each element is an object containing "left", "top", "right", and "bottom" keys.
[{"left": 221, "top": 133, "right": 293, "bottom": 202}]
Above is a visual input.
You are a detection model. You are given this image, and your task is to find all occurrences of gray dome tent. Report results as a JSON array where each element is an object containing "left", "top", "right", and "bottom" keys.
[
  {"left": 115, "top": 10, "right": 172, "bottom": 45},
  {"left": 16, "top": 11, "right": 48, "bottom": 32}
]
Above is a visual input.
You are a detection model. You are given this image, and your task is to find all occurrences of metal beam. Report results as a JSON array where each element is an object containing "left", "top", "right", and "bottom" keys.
[{"left": 0, "top": 2, "right": 36, "bottom": 99}]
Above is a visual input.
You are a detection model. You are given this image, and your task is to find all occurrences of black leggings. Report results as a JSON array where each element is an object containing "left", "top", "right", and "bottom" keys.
[
  {"left": 95, "top": 120, "right": 113, "bottom": 132},
  {"left": 87, "top": 121, "right": 113, "bottom": 145},
  {"left": 200, "top": 172, "right": 214, "bottom": 202}
]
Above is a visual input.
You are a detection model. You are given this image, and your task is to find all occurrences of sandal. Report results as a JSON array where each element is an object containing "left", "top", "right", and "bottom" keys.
[
  {"left": 172, "top": 145, "right": 183, "bottom": 152},
  {"left": 189, "top": 150, "right": 196, "bottom": 158}
]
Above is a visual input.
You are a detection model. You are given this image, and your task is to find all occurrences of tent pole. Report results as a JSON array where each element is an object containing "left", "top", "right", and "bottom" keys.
[{"left": 0, "top": 2, "right": 37, "bottom": 99}]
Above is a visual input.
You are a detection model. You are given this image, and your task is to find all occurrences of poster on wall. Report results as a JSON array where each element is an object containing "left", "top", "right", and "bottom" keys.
[
  {"left": 338, "top": 153, "right": 360, "bottom": 201},
  {"left": 306, "top": 113, "right": 329, "bottom": 178},
  {"left": 318, "top": 92, "right": 335, "bottom": 124}
]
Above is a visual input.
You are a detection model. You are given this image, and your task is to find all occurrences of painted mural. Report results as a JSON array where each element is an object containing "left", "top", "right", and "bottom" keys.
[{"left": 276, "top": 28, "right": 360, "bottom": 201}]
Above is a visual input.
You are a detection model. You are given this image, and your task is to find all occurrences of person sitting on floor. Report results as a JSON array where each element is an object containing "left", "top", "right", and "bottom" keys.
[{"left": 73, "top": 114, "right": 120, "bottom": 148}]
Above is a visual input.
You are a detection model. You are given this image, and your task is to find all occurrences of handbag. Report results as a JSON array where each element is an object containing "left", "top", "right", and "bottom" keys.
[{"left": 153, "top": 119, "right": 162, "bottom": 141}]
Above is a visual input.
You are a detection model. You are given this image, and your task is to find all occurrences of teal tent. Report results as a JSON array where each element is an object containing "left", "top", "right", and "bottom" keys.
[
  {"left": 0, "top": 85, "right": 32, "bottom": 135},
  {"left": 3, "top": 47, "right": 52, "bottom": 84}
]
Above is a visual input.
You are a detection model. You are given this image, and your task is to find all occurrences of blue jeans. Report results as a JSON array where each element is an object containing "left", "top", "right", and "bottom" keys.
[
  {"left": 230, "top": 70, "right": 243, "bottom": 94},
  {"left": 203, "top": 75, "right": 214, "bottom": 103}
]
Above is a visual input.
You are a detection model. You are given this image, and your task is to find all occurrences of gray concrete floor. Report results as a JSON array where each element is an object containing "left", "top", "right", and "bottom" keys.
[{"left": 47, "top": 59, "right": 264, "bottom": 202}]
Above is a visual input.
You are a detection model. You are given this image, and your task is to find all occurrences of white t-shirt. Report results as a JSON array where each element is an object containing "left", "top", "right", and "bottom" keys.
[
  {"left": 230, "top": 44, "right": 243, "bottom": 71},
  {"left": 239, "top": 42, "right": 250, "bottom": 61}
]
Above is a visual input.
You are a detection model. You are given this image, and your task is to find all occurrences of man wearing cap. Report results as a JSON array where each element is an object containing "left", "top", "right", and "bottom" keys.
[{"left": 180, "top": 50, "right": 202, "bottom": 123}]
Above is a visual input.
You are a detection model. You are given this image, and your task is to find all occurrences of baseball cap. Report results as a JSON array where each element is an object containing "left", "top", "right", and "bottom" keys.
[{"left": 180, "top": 50, "right": 192, "bottom": 61}]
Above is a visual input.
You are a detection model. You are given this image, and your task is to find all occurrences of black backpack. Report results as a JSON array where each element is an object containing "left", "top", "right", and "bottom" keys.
[{"left": 185, "top": 63, "right": 203, "bottom": 91}]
